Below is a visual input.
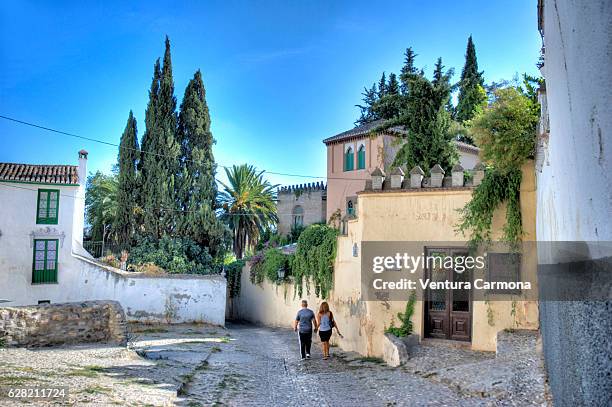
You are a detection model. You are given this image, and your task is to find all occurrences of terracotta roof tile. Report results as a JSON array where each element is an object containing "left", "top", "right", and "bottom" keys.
[{"left": 0, "top": 162, "right": 79, "bottom": 185}]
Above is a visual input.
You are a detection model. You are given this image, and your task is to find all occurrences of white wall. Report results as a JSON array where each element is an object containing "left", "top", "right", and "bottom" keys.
[
  {"left": 70, "top": 255, "right": 226, "bottom": 326},
  {"left": 537, "top": 0, "right": 612, "bottom": 247}
]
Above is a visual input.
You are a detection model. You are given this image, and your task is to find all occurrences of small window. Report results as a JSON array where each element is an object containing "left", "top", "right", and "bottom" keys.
[
  {"left": 36, "top": 189, "right": 59, "bottom": 224},
  {"left": 357, "top": 145, "right": 366, "bottom": 169},
  {"left": 344, "top": 147, "right": 354, "bottom": 171},
  {"left": 32, "top": 239, "right": 58, "bottom": 284},
  {"left": 347, "top": 200, "right": 354, "bottom": 215}
]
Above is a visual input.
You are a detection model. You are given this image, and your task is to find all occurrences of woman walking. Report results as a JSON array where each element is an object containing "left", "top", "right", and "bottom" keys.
[{"left": 316, "top": 302, "right": 342, "bottom": 360}]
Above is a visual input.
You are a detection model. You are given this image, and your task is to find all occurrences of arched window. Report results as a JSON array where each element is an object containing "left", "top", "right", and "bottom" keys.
[
  {"left": 357, "top": 145, "right": 366, "bottom": 169},
  {"left": 292, "top": 205, "right": 304, "bottom": 227},
  {"left": 344, "top": 147, "right": 354, "bottom": 171}
]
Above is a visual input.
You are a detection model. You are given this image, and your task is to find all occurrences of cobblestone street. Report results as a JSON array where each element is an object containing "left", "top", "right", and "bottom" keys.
[
  {"left": 179, "top": 323, "right": 502, "bottom": 406},
  {"left": 176, "top": 325, "right": 543, "bottom": 406},
  {"left": 0, "top": 323, "right": 548, "bottom": 406}
]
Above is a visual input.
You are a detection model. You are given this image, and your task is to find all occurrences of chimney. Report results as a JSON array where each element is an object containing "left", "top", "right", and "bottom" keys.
[{"left": 78, "top": 149, "right": 88, "bottom": 185}]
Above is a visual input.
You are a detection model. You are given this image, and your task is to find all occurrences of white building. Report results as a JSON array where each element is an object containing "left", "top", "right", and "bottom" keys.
[
  {"left": 0, "top": 150, "right": 87, "bottom": 304},
  {"left": 0, "top": 150, "right": 227, "bottom": 325}
]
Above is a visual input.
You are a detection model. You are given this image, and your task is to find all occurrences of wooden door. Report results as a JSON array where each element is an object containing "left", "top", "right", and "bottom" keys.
[{"left": 424, "top": 248, "right": 472, "bottom": 342}]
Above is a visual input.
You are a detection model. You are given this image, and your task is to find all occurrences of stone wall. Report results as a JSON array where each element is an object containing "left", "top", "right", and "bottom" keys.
[{"left": 0, "top": 300, "right": 127, "bottom": 347}]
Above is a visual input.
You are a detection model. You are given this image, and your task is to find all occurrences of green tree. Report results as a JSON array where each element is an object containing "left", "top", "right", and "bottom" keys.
[
  {"left": 392, "top": 57, "right": 458, "bottom": 173},
  {"left": 85, "top": 172, "right": 118, "bottom": 243},
  {"left": 387, "top": 73, "right": 400, "bottom": 95},
  {"left": 400, "top": 47, "right": 418, "bottom": 93},
  {"left": 355, "top": 83, "right": 379, "bottom": 125},
  {"left": 432, "top": 58, "right": 454, "bottom": 112},
  {"left": 377, "top": 72, "right": 387, "bottom": 98},
  {"left": 115, "top": 111, "right": 140, "bottom": 245},
  {"left": 140, "top": 36, "right": 180, "bottom": 238},
  {"left": 219, "top": 164, "right": 278, "bottom": 259},
  {"left": 456, "top": 35, "right": 486, "bottom": 123},
  {"left": 176, "top": 70, "right": 228, "bottom": 257},
  {"left": 469, "top": 87, "right": 538, "bottom": 174}
]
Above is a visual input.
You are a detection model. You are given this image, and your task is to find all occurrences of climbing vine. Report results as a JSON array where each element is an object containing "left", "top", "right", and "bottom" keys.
[
  {"left": 225, "top": 259, "right": 245, "bottom": 298},
  {"left": 292, "top": 224, "right": 338, "bottom": 299},
  {"left": 457, "top": 167, "right": 523, "bottom": 244},
  {"left": 248, "top": 249, "right": 293, "bottom": 286}
]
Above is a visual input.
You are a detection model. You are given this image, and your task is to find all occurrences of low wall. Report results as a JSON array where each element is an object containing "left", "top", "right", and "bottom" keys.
[
  {"left": 0, "top": 300, "right": 127, "bottom": 347},
  {"left": 71, "top": 254, "right": 226, "bottom": 326}
]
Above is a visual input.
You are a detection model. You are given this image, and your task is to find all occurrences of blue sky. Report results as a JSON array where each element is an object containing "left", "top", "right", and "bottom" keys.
[{"left": 0, "top": 1, "right": 541, "bottom": 187}]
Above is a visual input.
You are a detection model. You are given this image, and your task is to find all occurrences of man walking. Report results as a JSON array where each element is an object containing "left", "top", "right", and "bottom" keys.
[{"left": 293, "top": 300, "right": 317, "bottom": 360}]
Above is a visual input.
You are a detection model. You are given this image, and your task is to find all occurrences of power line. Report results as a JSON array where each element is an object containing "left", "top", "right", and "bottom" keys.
[
  {"left": 0, "top": 181, "right": 321, "bottom": 217},
  {"left": 0, "top": 114, "right": 372, "bottom": 182}
]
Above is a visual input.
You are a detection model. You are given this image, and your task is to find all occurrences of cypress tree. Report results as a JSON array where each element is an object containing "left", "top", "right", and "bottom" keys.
[
  {"left": 140, "top": 59, "right": 161, "bottom": 236},
  {"left": 141, "top": 37, "right": 180, "bottom": 238},
  {"left": 456, "top": 35, "right": 486, "bottom": 122},
  {"left": 176, "top": 70, "right": 227, "bottom": 256},
  {"left": 115, "top": 111, "right": 140, "bottom": 245}
]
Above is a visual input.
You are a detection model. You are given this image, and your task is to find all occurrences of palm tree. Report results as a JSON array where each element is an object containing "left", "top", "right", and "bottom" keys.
[
  {"left": 85, "top": 171, "right": 119, "bottom": 243},
  {"left": 219, "top": 164, "right": 278, "bottom": 259}
]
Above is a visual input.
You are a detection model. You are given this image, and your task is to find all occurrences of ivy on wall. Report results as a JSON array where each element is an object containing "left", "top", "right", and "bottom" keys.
[
  {"left": 225, "top": 259, "right": 245, "bottom": 298},
  {"left": 457, "top": 167, "right": 523, "bottom": 244},
  {"left": 292, "top": 224, "right": 338, "bottom": 299},
  {"left": 248, "top": 249, "right": 293, "bottom": 286}
]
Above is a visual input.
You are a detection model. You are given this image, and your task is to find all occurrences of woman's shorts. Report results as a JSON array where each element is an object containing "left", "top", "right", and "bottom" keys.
[{"left": 319, "top": 329, "right": 332, "bottom": 342}]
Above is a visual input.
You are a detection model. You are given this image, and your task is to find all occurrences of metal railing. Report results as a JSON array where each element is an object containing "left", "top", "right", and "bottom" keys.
[{"left": 82, "top": 241, "right": 128, "bottom": 259}]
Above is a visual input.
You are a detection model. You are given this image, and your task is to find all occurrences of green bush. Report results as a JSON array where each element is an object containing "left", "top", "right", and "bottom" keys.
[
  {"left": 128, "top": 235, "right": 220, "bottom": 274},
  {"left": 385, "top": 292, "right": 416, "bottom": 337}
]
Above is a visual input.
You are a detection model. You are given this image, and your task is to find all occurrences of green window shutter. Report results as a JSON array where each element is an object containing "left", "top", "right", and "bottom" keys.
[
  {"left": 32, "top": 239, "right": 58, "bottom": 284},
  {"left": 344, "top": 148, "right": 354, "bottom": 171},
  {"left": 36, "top": 189, "right": 59, "bottom": 225},
  {"left": 357, "top": 146, "right": 366, "bottom": 169}
]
